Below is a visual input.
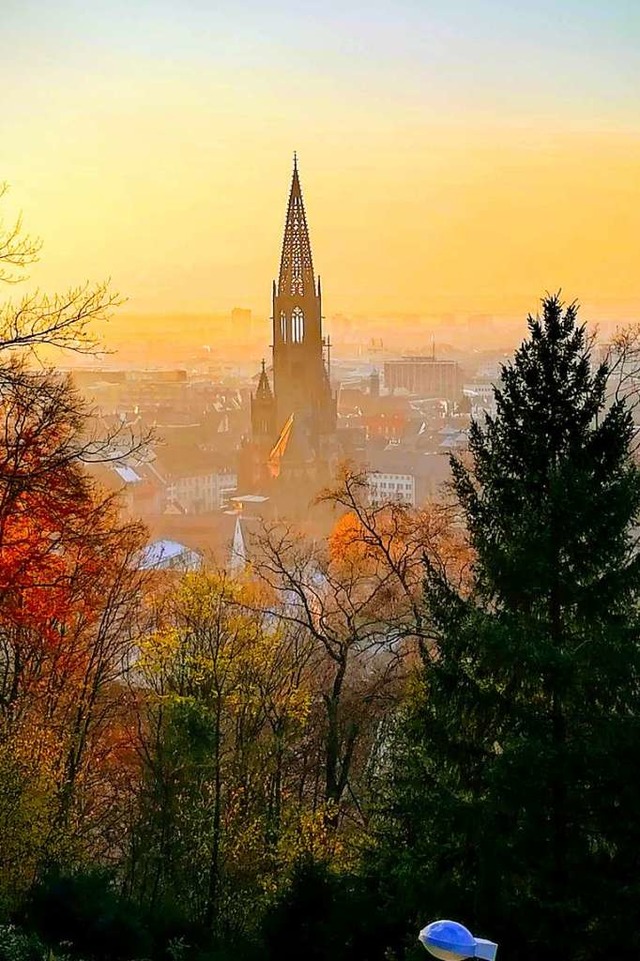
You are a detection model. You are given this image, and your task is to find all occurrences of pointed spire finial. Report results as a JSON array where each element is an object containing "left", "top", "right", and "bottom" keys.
[
  {"left": 278, "top": 153, "right": 314, "bottom": 297},
  {"left": 229, "top": 515, "right": 247, "bottom": 576},
  {"left": 255, "top": 360, "right": 273, "bottom": 401}
]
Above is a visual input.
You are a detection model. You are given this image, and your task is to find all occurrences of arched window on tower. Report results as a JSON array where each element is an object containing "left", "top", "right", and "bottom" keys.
[
  {"left": 280, "top": 311, "right": 287, "bottom": 342},
  {"left": 292, "top": 306, "right": 304, "bottom": 343}
]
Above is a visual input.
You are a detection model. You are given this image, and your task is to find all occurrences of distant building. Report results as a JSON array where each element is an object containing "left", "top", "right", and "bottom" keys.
[
  {"left": 86, "top": 455, "right": 166, "bottom": 517},
  {"left": 240, "top": 157, "right": 338, "bottom": 509},
  {"left": 366, "top": 448, "right": 454, "bottom": 504},
  {"left": 165, "top": 468, "right": 237, "bottom": 514},
  {"left": 71, "top": 368, "right": 187, "bottom": 387},
  {"left": 463, "top": 382, "right": 498, "bottom": 419},
  {"left": 384, "top": 357, "right": 462, "bottom": 402},
  {"left": 437, "top": 425, "right": 468, "bottom": 449},
  {"left": 368, "top": 471, "right": 416, "bottom": 506},
  {"left": 138, "top": 539, "right": 202, "bottom": 571},
  {"left": 362, "top": 411, "right": 407, "bottom": 442}
]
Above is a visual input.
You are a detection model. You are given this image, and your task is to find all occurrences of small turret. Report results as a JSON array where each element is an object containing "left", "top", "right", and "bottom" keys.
[
  {"left": 251, "top": 359, "right": 276, "bottom": 440},
  {"left": 255, "top": 358, "right": 273, "bottom": 401}
]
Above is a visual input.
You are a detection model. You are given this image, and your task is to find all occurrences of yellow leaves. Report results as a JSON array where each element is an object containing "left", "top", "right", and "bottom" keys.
[
  {"left": 175, "top": 568, "right": 267, "bottom": 622},
  {"left": 222, "top": 786, "right": 264, "bottom": 862},
  {"left": 275, "top": 685, "right": 312, "bottom": 726},
  {"left": 276, "top": 804, "right": 354, "bottom": 874},
  {"left": 0, "top": 725, "right": 62, "bottom": 909},
  {"left": 137, "top": 628, "right": 181, "bottom": 675},
  {"left": 143, "top": 569, "right": 314, "bottom": 731}
]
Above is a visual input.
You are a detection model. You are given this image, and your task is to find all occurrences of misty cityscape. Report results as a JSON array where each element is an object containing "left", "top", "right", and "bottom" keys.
[
  {"left": 2, "top": 4, "right": 640, "bottom": 961},
  {"left": 71, "top": 158, "right": 506, "bottom": 557},
  {"left": 58, "top": 158, "right": 627, "bottom": 563}
]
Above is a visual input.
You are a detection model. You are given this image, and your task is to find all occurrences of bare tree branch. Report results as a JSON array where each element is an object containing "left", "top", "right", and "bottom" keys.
[{"left": 0, "top": 183, "right": 42, "bottom": 285}]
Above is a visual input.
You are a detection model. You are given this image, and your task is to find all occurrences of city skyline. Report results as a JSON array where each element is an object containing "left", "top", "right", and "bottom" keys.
[{"left": 3, "top": 0, "right": 639, "bottom": 323}]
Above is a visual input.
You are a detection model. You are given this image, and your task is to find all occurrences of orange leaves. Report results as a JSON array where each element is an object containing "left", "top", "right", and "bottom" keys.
[
  {"left": 326, "top": 474, "right": 473, "bottom": 596},
  {"left": 0, "top": 367, "right": 149, "bottom": 901},
  {"left": 328, "top": 511, "right": 368, "bottom": 564},
  {"left": 0, "top": 367, "right": 89, "bottom": 639},
  {"left": 0, "top": 189, "right": 143, "bottom": 903},
  {"left": 1, "top": 499, "right": 75, "bottom": 640}
]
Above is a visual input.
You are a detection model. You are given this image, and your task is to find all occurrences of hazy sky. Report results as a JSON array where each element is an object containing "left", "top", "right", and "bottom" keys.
[{"left": 2, "top": 0, "right": 639, "bottom": 323}]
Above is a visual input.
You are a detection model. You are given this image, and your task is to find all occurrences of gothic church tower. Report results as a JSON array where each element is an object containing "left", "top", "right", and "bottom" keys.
[{"left": 250, "top": 158, "right": 336, "bottom": 464}]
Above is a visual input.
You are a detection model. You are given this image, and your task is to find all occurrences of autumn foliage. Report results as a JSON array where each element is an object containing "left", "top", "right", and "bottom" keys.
[
  {"left": 0, "top": 368, "right": 148, "bottom": 906},
  {"left": 0, "top": 189, "right": 147, "bottom": 911}
]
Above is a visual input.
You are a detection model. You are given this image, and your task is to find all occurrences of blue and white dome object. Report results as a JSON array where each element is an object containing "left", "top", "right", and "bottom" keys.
[{"left": 418, "top": 920, "right": 498, "bottom": 961}]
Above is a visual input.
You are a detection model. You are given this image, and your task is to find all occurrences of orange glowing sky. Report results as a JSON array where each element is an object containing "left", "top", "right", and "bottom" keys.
[{"left": 3, "top": 1, "right": 640, "bottom": 325}]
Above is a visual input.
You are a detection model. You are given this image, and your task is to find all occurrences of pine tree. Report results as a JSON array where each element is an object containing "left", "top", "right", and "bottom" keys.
[{"left": 378, "top": 295, "right": 640, "bottom": 961}]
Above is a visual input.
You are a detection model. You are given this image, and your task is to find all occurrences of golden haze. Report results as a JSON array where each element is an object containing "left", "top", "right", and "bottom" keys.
[{"left": 5, "top": 104, "right": 640, "bottom": 326}]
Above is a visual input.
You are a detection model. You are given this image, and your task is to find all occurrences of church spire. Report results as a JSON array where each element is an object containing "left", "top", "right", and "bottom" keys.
[
  {"left": 255, "top": 358, "right": 272, "bottom": 401},
  {"left": 278, "top": 156, "right": 315, "bottom": 298},
  {"left": 229, "top": 515, "right": 247, "bottom": 575}
]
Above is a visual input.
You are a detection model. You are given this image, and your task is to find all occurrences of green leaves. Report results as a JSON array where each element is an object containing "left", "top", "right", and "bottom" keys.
[{"left": 376, "top": 294, "right": 640, "bottom": 960}]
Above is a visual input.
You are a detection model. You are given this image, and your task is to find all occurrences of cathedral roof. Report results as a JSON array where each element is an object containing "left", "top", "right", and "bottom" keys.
[
  {"left": 267, "top": 412, "right": 313, "bottom": 477},
  {"left": 268, "top": 413, "right": 294, "bottom": 477},
  {"left": 279, "top": 414, "right": 313, "bottom": 465},
  {"left": 277, "top": 155, "right": 316, "bottom": 298}
]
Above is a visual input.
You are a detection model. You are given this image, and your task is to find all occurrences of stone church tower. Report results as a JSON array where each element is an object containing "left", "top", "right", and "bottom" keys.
[{"left": 245, "top": 157, "right": 337, "bottom": 499}]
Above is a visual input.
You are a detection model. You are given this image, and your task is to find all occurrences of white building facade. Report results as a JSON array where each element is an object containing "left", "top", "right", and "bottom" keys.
[
  {"left": 367, "top": 471, "right": 416, "bottom": 506},
  {"left": 166, "top": 470, "right": 237, "bottom": 514}
]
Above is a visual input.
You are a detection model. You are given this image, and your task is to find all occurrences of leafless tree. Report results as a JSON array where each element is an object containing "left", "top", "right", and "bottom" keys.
[
  {"left": 0, "top": 182, "right": 152, "bottom": 470},
  {"left": 246, "top": 467, "right": 472, "bottom": 830},
  {"left": 0, "top": 183, "right": 41, "bottom": 285},
  {"left": 249, "top": 519, "right": 406, "bottom": 830},
  {"left": 317, "top": 464, "right": 468, "bottom": 647},
  {"left": 605, "top": 325, "right": 640, "bottom": 448}
]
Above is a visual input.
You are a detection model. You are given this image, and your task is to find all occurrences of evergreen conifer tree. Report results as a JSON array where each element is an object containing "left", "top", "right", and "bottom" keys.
[{"left": 378, "top": 295, "right": 640, "bottom": 961}]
